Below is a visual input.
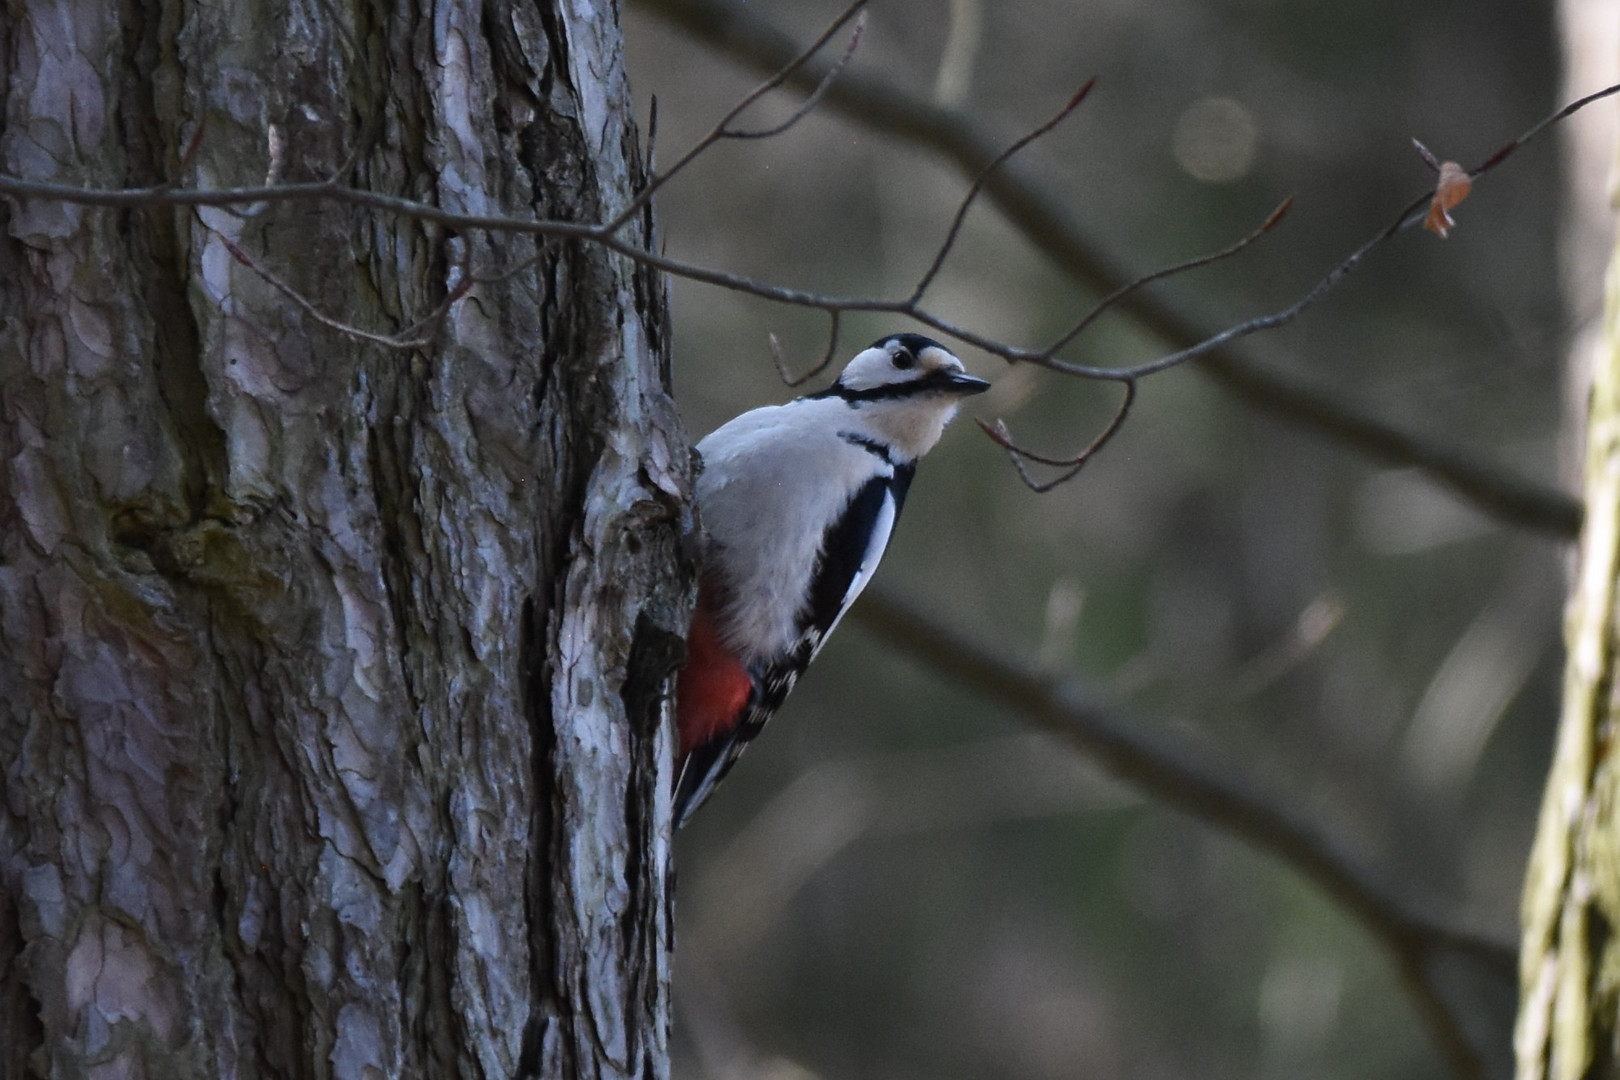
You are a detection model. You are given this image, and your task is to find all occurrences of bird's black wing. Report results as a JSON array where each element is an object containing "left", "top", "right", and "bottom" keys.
[{"left": 673, "top": 467, "right": 913, "bottom": 826}]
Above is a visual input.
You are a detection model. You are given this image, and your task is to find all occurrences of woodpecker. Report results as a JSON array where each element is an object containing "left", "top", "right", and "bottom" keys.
[{"left": 674, "top": 333, "right": 990, "bottom": 826}]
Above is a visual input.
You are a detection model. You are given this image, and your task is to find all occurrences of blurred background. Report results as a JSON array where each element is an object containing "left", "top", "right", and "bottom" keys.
[{"left": 621, "top": 0, "right": 1592, "bottom": 1076}]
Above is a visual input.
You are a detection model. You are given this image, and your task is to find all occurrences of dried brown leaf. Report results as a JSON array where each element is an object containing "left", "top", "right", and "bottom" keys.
[{"left": 1423, "top": 161, "right": 1472, "bottom": 238}]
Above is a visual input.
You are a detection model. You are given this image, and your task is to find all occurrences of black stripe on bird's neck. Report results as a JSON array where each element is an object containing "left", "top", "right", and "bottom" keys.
[{"left": 839, "top": 431, "right": 897, "bottom": 465}]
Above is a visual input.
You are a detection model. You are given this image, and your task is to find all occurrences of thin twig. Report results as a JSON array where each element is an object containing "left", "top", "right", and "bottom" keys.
[
  {"left": 634, "top": 0, "right": 1585, "bottom": 538},
  {"left": 909, "top": 79, "right": 1095, "bottom": 302},
  {"left": 1472, "top": 80, "right": 1620, "bottom": 174},
  {"left": 393, "top": 244, "right": 477, "bottom": 340},
  {"left": 1087, "top": 209, "right": 1420, "bottom": 381},
  {"left": 324, "top": 96, "right": 387, "bottom": 189},
  {"left": 1413, "top": 138, "right": 1442, "bottom": 171},
  {"left": 728, "top": 12, "right": 865, "bottom": 140},
  {"left": 208, "top": 221, "right": 470, "bottom": 349},
  {"left": 0, "top": 34, "right": 1596, "bottom": 529},
  {"left": 603, "top": 0, "right": 868, "bottom": 234},
  {"left": 0, "top": 81, "right": 1597, "bottom": 380},
  {"left": 977, "top": 379, "right": 1136, "bottom": 492},
  {"left": 1044, "top": 198, "right": 1292, "bottom": 357},
  {"left": 468, "top": 247, "right": 550, "bottom": 287},
  {"left": 769, "top": 311, "right": 843, "bottom": 387},
  {"left": 1096, "top": 91, "right": 1620, "bottom": 384},
  {"left": 151, "top": 118, "right": 209, "bottom": 195}
]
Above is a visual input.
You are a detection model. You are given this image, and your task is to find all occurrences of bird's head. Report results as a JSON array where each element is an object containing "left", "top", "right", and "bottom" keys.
[
  {"left": 833, "top": 334, "right": 990, "bottom": 399},
  {"left": 818, "top": 334, "right": 990, "bottom": 459}
]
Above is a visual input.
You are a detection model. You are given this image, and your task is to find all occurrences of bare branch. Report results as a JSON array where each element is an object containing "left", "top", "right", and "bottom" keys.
[
  {"left": 1471, "top": 80, "right": 1620, "bottom": 174},
  {"left": 768, "top": 311, "right": 842, "bottom": 387},
  {"left": 0, "top": 171, "right": 611, "bottom": 236},
  {"left": 1095, "top": 214, "right": 1407, "bottom": 380},
  {"left": 207, "top": 220, "right": 471, "bottom": 349},
  {"left": 0, "top": 132, "right": 1580, "bottom": 537},
  {"left": 633, "top": 0, "right": 1585, "bottom": 539},
  {"left": 852, "top": 585, "right": 1517, "bottom": 1080},
  {"left": 910, "top": 79, "right": 1095, "bottom": 302},
  {"left": 1222, "top": 594, "right": 1345, "bottom": 704},
  {"left": 0, "top": 78, "right": 1593, "bottom": 383},
  {"left": 606, "top": 0, "right": 868, "bottom": 233},
  {"left": 1, "top": 11, "right": 1597, "bottom": 532},
  {"left": 977, "top": 379, "right": 1136, "bottom": 492},
  {"left": 1039, "top": 81, "right": 1620, "bottom": 384},
  {"left": 1043, "top": 197, "right": 1292, "bottom": 357},
  {"left": 395, "top": 245, "right": 478, "bottom": 340},
  {"left": 151, "top": 118, "right": 210, "bottom": 196},
  {"left": 726, "top": 11, "right": 865, "bottom": 141}
]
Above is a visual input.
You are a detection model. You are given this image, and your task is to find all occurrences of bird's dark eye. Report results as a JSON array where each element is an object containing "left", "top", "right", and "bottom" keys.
[{"left": 891, "top": 350, "right": 916, "bottom": 370}]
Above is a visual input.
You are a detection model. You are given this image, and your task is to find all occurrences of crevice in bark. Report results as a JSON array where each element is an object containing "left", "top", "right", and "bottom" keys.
[
  {"left": 482, "top": 0, "right": 547, "bottom": 136},
  {"left": 524, "top": 9, "right": 600, "bottom": 226},
  {"left": 338, "top": 6, "right": 389, "bottom": 191},
  {"left": 620, "top": 613, "right": 683, "bottom": 965},
  {"left": 0, "top": 0, "right": 10, "bottom": 96},
  {"left": 632, "top": 245, "right": 671, "bottom": 389},
  {"left": 433, "top": 885, "right": 467, "bottom": 1077},
  {"left": 520, "top": 593, "right": 562, "bottom": 1080},
  {"left": 623, "top": 770, "right": 647, "bottom": 963},
  {"left": 529, "top": 247, "right": 565, "bottom": 417},
  {"left": 621, "top": 613, "right": 686, "bottom": 742},
  {"left": 203, "top": 613, "right": 262, "bottom": 1079},
  {"left": 517, "top": 1011, "right": 548, "bottom": 1080},
  {"left": 532, "top": 8, "right": 564, "bottom": 115},
  {"left": 365, "top": 378, "right": 427, "bottom": 719},
  {"left": 115, "top": 0, "right": 227, "bottom": 524},
  {"left": 207, "top": 635, "right": 316, "bottom": 1080},
  {"left": 396, "top": 880, "right": 462, "bottom": 1077},
  {"left": 0, "top": 880, "right": 46, "bottom": 1079}
]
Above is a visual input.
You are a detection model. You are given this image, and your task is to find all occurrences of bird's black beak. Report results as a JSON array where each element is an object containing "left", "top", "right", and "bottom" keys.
[{"left": 945, "top": 371, "right": 991, "bottom": 396}]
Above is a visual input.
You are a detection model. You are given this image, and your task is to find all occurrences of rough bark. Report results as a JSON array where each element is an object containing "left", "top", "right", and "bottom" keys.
[
  {"left": 1515, "top": 236, "right": 1620, "bottom": 1080},
  {"left": 1516, "top": 5, "right": 1620, "bottom": 1078},
  {"left": 0, "top": 1, "right": 686, "bottom": 1078}
]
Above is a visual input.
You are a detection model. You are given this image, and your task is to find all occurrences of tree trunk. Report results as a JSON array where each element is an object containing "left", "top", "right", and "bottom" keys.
[
  {"left": 1516, "top": 243, "right": 1620, "bottom": 1080},
  {"left": 1516, "top": 4, "right": 1620, "bottom": 1078},
  {"left": 0, "top": 2, "right": 687, "bottom": 1078}
]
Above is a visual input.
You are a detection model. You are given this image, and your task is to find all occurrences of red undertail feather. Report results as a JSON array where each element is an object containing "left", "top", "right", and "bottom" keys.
[{"left": 676, "top": 587, "right": 753, "bottom": 761}]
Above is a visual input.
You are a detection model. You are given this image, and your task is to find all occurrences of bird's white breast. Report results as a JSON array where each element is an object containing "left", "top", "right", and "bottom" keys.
[{"left": 695, "top": 397, "right": 897, "bottom": 663}]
